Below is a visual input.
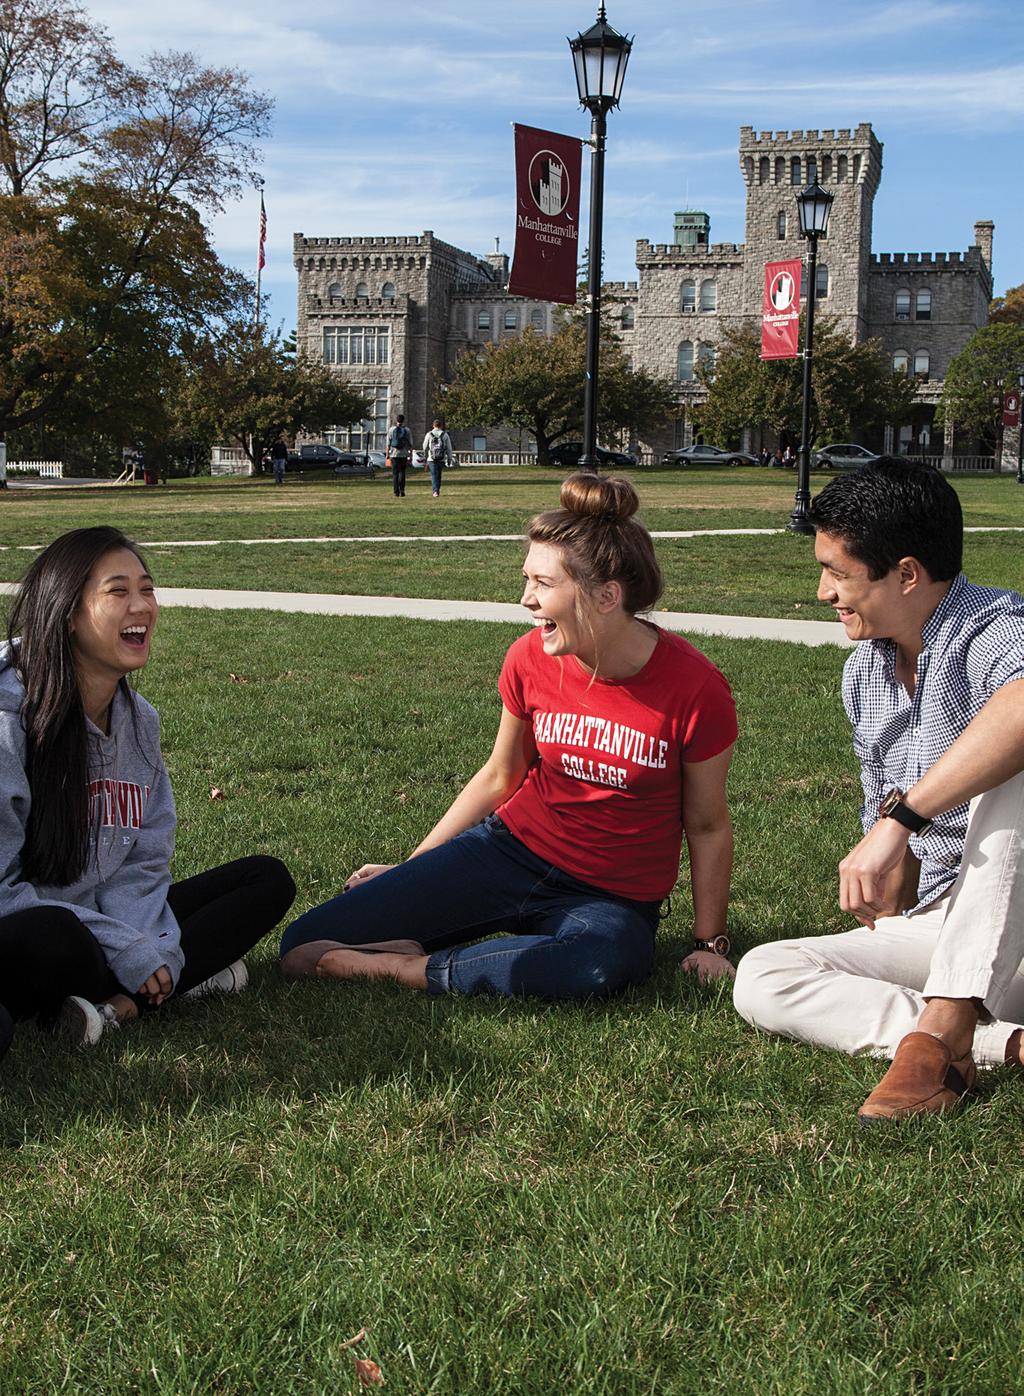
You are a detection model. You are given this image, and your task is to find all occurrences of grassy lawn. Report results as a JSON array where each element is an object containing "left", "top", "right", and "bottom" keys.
[
  {"left": 1, "top": 468, "right": 1020, "bottom": 619},
  {"left": 2, "top": 479, "right": 1024, "bottom": 1393}
]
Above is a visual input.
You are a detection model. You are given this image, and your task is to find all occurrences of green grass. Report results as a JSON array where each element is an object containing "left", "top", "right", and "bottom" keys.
[{"left": 2, "top": 478, "right": 1024, "bottom": 1393}]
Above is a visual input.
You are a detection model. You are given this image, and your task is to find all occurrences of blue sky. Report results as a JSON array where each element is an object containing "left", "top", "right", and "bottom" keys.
[{"left": 88, "top": 0, "right": 1023, "bottom": 334}]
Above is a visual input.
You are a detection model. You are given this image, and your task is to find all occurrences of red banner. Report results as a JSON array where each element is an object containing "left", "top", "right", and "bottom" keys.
[
  {"left": 508, "top": 125, "right": 582, "bottom": 306},
  {"left": 761, "top": 259, "right": 802, "bottom": 360},
  {"left": 1003, "top": 390, "right": 1021, "bottom": 428}
]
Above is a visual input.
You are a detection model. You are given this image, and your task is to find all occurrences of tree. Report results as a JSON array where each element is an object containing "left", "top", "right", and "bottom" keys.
[
  {"left": 936, "top": 322, "right": 1024, "bottom": 447},
  {"left": 697, "top": 318, "right": 919, "bottom": 448},
  {"left": 0, "top": 0, "right": 272, "bottom": 451},
  {"left": 990, "top": 284, "right": 1024, "bottom": 325},
  {"left": 443, "top": 321, "right": 676, "bottom": 463}
]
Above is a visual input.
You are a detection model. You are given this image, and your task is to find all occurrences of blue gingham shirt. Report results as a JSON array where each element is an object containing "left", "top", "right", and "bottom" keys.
[{"left": 842, "top": 574, "right": 1024, "bottom": 912}]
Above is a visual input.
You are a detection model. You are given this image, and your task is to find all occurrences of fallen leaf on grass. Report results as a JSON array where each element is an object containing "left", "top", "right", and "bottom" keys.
[
  {"left": 228, "top": 673, "right": 250, "bottom": 683},
  {"left": 396, "top": 790, "right": 407, "bottom": 805},
  {"left": 210, "top": 786, "right": 226, "bottom": 801},
  {"left": 339, "top": 1329, "right": 368, "bottom": 1352},
  {"left": 354, "top": 1358, "right": 384, "bottom": 1387}
]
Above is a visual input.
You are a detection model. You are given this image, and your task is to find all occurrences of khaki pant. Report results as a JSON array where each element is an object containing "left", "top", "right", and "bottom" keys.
[{"left": 734, "top": 771, "right": 1024, "bottom": 1066}]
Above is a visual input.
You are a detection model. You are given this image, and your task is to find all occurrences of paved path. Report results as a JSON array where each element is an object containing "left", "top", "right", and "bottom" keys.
[{"left": 3, "top": 578, "right": 853, "bottom": 649}]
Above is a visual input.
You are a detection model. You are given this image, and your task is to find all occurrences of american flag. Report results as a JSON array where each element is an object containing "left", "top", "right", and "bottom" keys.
[{"left": 257, "top": 193, "right": 267, "bottom": 272}]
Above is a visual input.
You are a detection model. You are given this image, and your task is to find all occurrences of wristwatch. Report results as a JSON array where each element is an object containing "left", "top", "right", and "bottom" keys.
[
  {"left": 879, "top": 787, "right": 933, "bottom": 837},
  {"left": 692, "top": 934, "right": 731, "bottom": 958}
]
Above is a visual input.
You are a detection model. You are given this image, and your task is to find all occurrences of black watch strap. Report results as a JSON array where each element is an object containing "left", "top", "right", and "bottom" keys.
[
  {"left": 692, "top": 934, "right": 731, "bottom": 958},
  {"left": 879, "top": 787, "right": 933, "bottom": 837}
]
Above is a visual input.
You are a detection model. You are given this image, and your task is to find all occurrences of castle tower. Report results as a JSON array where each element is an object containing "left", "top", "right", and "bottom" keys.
[{"left": 739, "top": 124, "right": 883, "bottom": 341}]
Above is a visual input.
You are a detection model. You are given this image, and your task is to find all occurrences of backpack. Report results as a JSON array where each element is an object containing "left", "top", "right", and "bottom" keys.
[
  {"left": 429, "top": 432, "right": 447, "bottom": 463},
  {"left": 390, "top": 426, "right": 410, "bottom": 459}
]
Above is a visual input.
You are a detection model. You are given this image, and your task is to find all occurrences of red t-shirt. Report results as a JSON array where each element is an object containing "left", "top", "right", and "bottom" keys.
[{"left": 497, "top": 625, "right": 737, "bottom": 901}]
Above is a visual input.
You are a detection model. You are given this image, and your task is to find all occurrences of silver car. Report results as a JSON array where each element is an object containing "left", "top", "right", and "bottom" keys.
[
  {"left": 661, "top": 444, "right": 759, "bottom": 467},
  {"left": 812, "top": 443, "right": 880, "bottom": 469}
]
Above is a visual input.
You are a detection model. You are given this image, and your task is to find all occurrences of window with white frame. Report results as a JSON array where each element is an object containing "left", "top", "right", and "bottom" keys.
[
  {"left": 681, "top": 280, "right": 696, "bottom": 312},
  {"left": 677, "top": 341, "right": 694, "bottom": 382},
  {"left": 700, "top": 279, "right": 717, "bottom": 312},
  {"left": 914, "top": 349, "right": 930, "bottom": 378},
  {"left": 325, "top": 385, "right": 389, "bottom": 450},
  {"left": 895, "top": 290, "right": 911, "bottom": 321},
  {"left": 477, "top": 309, "right": 491, "bottom": 331},
  {"left": 322, "top": 326, "right": 390, "bottom": 365},
  {"left": 916, "top": 290, "right": 932, "bottom": 321},
  {"left": 892, "top": 350, "right": 910, "bottom": 374},
  {"left": 503, "top": 308, "right": 518, "bottom": 330}
]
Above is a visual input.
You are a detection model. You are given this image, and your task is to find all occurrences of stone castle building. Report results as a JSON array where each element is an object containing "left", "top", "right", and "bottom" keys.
[{"left": 294, "top": 123, "right": 992, "bottom": 457}]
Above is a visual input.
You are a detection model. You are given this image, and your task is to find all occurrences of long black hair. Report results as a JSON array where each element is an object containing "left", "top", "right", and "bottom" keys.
[{"left": 7, "top": 526, "right": 149, "bottom": 886}]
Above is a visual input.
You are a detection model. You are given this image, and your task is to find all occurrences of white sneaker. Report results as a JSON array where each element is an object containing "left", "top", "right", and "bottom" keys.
[
  {"left": 57, "top": 996, "right": 120, "bottom": 1046},
  {"left": 179, "top": 959, "right": 249, "bottom": 1002}
]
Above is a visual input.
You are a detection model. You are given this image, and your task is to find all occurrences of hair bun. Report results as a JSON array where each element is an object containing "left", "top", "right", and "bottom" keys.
[{"left": 559, "top": 472, "right": 639, "bottom": 524}]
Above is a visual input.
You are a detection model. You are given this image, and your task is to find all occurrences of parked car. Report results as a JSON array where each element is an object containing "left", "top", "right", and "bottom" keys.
[
  {"left": 661, "top": 444, "right": 758, "bottom": 467},
  {"left": 811, "top": 442, "right": 880, "bottom": 470},
  {"left": 286, "top": 443, "right": 376, "bottom": 476},
  {"left": 547, "top": 442, "right": 638, "bottom": 468}
]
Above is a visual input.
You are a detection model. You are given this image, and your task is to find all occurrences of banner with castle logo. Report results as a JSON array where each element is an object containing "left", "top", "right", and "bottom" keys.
[
  {"left": 509, "top": 125, "right": 582, "bottom": 306},
  {"left": 761, "top": 259, "right": 802, "bottom": 360}
]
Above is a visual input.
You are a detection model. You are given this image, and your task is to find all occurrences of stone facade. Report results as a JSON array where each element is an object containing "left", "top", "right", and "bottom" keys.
[{"left": 294, "top": 124, "right": 992, "bottom": 456}]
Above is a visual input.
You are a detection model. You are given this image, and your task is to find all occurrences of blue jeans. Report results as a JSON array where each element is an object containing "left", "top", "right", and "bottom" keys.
[
  {"left": 428, "top": 459, "right": 443, "bottom": 493},
  {"left": 279, "top": 816, "right": 661, "bottom": 1000}
]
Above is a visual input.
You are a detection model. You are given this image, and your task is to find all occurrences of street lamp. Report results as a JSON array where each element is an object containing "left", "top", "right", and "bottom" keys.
[
  {"left": 788, "top": 179, "right": 834, "bottom": 533},
  {"left": 569, "top": 6, "right": 632, "bottom": 472},
  {"left": 1017, "top": 368, "right": 1024, "bottom": 485}
]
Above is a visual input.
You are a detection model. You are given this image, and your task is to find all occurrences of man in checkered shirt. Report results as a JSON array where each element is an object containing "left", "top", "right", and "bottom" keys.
[{"left": 734, "top": 458, "right": 1024, "bottom": 1121}]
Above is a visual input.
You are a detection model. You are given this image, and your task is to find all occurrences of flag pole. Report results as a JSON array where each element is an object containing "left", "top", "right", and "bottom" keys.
[{"left": 255, "top": 179, "right": 267, "bottom": 326}]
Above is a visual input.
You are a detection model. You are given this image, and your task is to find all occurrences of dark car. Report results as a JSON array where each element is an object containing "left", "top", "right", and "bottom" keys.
[
  {"left": 661, "top": 444, "right": 758, "bottom": 467},
  {"left": 811, "top": 442, "right": 881, "bottom": 470},
  {"left": 287, "top": 443, "right": 376, "bottom": 476},
  {"left": 547, "top": 442, "right": 637, "bottom": 468}
]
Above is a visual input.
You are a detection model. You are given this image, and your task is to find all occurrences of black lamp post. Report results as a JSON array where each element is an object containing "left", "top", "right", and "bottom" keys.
[
  {"left": 788, "top": 179, "right": 834, "bottom": 534},
  {"left": 569, "top": 6, "right": 632, "bottom": 472}
]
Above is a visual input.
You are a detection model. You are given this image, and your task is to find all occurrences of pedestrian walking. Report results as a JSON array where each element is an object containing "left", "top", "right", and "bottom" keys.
[
  {"left": 270, "top": 439, "right": 288, "bottom": 486},
  {"left": 422, "top": 420, "right": 452, "bottom": 498},
  {"left": 387, "top": 415, "right": 413, "bottom": 497}
]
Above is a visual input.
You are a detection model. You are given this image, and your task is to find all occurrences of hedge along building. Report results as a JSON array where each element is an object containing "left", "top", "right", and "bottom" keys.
[{"left": 293, "top": 123, "right": 992, "bottom": 459}]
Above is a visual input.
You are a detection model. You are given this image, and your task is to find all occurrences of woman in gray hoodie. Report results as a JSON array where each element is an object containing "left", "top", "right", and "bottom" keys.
[{"left": 0, "top": 526, "right": 295, "bottom": 1057}]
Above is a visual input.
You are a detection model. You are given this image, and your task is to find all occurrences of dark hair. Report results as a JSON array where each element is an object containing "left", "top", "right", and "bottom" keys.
[
  {"left": 808, "top": 456, "right": 963, "bottom": 581},
  {"left": 7, "top": 526, "right": 149, "bottom": 886},
  {"left": 527, "top": 473, "right": 663, "bottom": 614}
]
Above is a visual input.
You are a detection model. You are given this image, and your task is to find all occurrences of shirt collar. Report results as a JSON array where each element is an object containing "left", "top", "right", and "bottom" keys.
[{"left": 919, "top": 573, "right": 967, "bottom": 650}]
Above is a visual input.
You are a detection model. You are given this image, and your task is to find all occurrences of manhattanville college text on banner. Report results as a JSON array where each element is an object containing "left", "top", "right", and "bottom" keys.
[
  {"left": 508, "top": 125, "right": 582, "bottom": 306},
  {"left": 761, "top": 259, "right": 803, "bottom": 360}
]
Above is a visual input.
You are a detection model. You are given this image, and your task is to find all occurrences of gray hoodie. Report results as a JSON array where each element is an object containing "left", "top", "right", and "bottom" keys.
[{"left": 0, "top": 648, "right": 184, "bottom": 992}]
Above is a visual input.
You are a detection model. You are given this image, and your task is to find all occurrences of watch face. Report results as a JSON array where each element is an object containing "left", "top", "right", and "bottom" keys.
[{"left": 709, "top": 935, "right": 731, "bottom": 957}]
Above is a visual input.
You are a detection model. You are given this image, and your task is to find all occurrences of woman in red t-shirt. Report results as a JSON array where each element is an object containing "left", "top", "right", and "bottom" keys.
[{"left": 280, "top": 473, "right": 737, "bottom": 1000}]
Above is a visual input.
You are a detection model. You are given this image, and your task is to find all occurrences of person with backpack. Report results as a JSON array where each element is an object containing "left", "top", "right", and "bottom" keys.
[
  {"left": 422, "top": 419, "right": 452, "bottom": 498},
  {"left": 387, "top": 414, "right": 413, "bottom": 498}
]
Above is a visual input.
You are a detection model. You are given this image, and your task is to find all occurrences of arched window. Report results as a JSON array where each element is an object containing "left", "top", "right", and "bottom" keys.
[
  {"left": 381, "top": 282, "right": 396, "bottom": 300},
  {"left": 914, "top": 349, "right": 930, "bottom": 378},
  {"left": 895, "top": 290, "right": 911, "bottom": 321},
  {"left": 677, "top": 341, "right": 694, "bottom": 382},
  {"left": 837, "top": 154, "right": 848, "bottom": 182},
  {"left": 853, "top": 154, "right": 862, "bottom": 181},
  {"left": 892, "top": 350, "right": 910, "bottom": 374},
  {"left": 698, "top": 343, "right": 716, "bottom": 377},
  {"left": 503, "top": 308, "right": 518, "bottom": 330},
  {"left": 621, "top": 306, "right": 635, "bottom": 329},
  {"left": 916, "top": 290, "right": 932, "bottom": 321},
  {"left": 327, "top": 282, "right": 342, "bottom": 299},
  {"left": 790, "top": 156, "right": 802, "bottom": 186},
  {"left": 759, "top": 156, "right": 769, "bottom": 185},
  {"left": 806, "top": 156, "right": 817, "bottom": 185},
  {"left": 776, "top": 209, "right": 787, "bottom": 240},
  {"left": 775, "top": 156, "right": 785, "bottom": 184},
  {"left": 355, "top": 281, "right": 369, "bottom": 299},
  {"left": 530, "top": 307, "right": 544, "bottom": 330},
  {"left": 822, "top": 154, "right": 832, "bottom": 182},
  {"left": 681, "top": 280, "right": 696, "bottom": 312},
  {"left": 699, "top": 279, "right": 717, "bottom": 312},
  {"left": 815, "top": 264, "right": 829, "bottom": 299},
  {"left": 477, "top": 309, "right": 491, "bottom": 331}
]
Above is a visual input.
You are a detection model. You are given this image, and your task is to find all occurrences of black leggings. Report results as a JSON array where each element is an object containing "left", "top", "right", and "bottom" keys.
[{"left": 0, "top": 855, "right": 295, "bottom": 1060}]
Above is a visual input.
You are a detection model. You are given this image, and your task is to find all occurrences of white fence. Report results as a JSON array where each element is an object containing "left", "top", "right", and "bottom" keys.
[
  {"left": 921, "top": 455, "right": 998, "bottom": 474},
  {"left": 5, "top": 459, "right": 64, "bottom": 478}
]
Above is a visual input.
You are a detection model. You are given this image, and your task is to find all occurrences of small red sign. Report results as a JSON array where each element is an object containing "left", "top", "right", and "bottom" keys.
[
  {"left": 1003, "top": 391, "right": 1021, "bottom": 428},
  {"left": 761, "top": 259, "right": 802, "bottom": 360},
  {"left": 509, "top": 125, "right": 582, "bottom": 307}
]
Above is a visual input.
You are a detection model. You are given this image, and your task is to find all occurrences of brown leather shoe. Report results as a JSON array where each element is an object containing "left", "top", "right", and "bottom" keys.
[{"left": 858, "top": 1031, "right": 976, "bottom": 1123}]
